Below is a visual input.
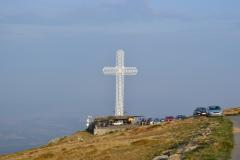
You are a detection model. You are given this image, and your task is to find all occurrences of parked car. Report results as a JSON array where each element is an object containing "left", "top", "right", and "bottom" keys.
[
  {"left": 193, "top": 107, "right": 207, "bottom": 116},
  {"left": 113, "top": 120, "right": 123, "bottom": 126},
  {"left": 147, "top": 118, "right": 154, "bottom": 125},
  {"left": 159, "top": 118, "right": 165, "bottom": 122},
  {"left": 207, "top": 106, "right": 223, "bottom": 116},
  {"left": 153, "top": 118, "right": 161, "bottom": 124},
  {"left": 165, "top": 116, "right": 174, "bottom": 122},
  {"left": 175, "top": 115, "right": 186, "bottom": 120}
]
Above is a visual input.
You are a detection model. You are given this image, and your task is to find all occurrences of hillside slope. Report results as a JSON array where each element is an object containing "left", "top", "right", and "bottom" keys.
[
  {"left": 0, "top": 117, "right": 233, "bottom": 160},
  {"left": 224, "top": 107, "right": 240, "bottom": 116}
]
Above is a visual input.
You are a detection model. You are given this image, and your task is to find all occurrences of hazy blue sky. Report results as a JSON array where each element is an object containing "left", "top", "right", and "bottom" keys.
[{"left": 0, "top": 0, "right": 240, "bottom": 153}]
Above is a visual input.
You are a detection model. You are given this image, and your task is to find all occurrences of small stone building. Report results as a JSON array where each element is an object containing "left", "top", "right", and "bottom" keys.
[{"left": 87, "top": 115, "right": 141, "bottom": 135}]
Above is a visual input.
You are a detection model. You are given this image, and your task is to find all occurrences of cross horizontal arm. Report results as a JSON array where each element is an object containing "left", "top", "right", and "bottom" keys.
[
  {"left": 103, "top": 67, "right": 117, "bottom": 75},
  {"left": 124, "top": 67, "right": 138, "bottom": 75}
]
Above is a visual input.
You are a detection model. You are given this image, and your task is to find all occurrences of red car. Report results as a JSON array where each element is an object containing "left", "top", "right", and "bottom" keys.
[{"left": 165, "top": 116, "right": 174, "bottom": 122}]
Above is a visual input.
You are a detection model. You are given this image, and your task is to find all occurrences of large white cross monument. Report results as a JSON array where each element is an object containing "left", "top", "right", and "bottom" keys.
[{"left": 103, "top": 49, "right": 138, "bottom": 116}]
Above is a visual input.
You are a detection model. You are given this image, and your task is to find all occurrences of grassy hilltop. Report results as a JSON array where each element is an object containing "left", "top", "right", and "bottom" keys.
[
  {"left": 0, "top": 117, "right": 233, "bottom": 160},
  {"left": 224, "top": 107, "right": 240, "bottom": 116}
]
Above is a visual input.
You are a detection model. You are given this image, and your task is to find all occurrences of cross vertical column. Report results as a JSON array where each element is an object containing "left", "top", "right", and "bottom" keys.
[{"left": 116, "top": 49, "right": 124, "bottom": 116}]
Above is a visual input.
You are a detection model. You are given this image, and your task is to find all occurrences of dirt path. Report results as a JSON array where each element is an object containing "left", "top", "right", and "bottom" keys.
[{"left": 229, "top": 116, "right": 240, "bottom": 160}]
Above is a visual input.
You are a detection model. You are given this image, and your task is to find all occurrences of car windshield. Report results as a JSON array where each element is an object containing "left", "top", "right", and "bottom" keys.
[
  {"left": 209, "top": 106, "right": 221, "bottom": 110},
  {"left": 196, "top": 108, "right": 206, "bottom": 111}
]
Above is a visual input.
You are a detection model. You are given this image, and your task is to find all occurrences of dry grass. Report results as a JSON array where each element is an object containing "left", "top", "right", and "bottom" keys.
[
  {"left": 224, "top": 107, "right": 240, "bottom": 116},
  {"left": 0, "top": 117, "right": 233, "bottom": 160},
  {"left": 183, "top": 117, "right": 233, "bottom": 160}
]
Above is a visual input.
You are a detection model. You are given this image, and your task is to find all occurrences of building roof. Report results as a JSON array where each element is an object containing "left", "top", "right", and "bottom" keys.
[{"left": 94, "top": 115, "right": 142, "bottom": 121}]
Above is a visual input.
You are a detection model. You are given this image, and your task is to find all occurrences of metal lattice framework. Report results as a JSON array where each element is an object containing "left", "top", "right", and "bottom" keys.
[{"left": 103, "top": 49, "right": 138, "bottom": 116}]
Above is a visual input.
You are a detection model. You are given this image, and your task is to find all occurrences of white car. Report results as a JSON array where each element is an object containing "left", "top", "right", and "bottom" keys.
[
  {"left": 113, "top": 121, "right": 123, "bottom": 126},
  {"left": 207, "top": 106, "right": 223, "bottom": 116}
]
